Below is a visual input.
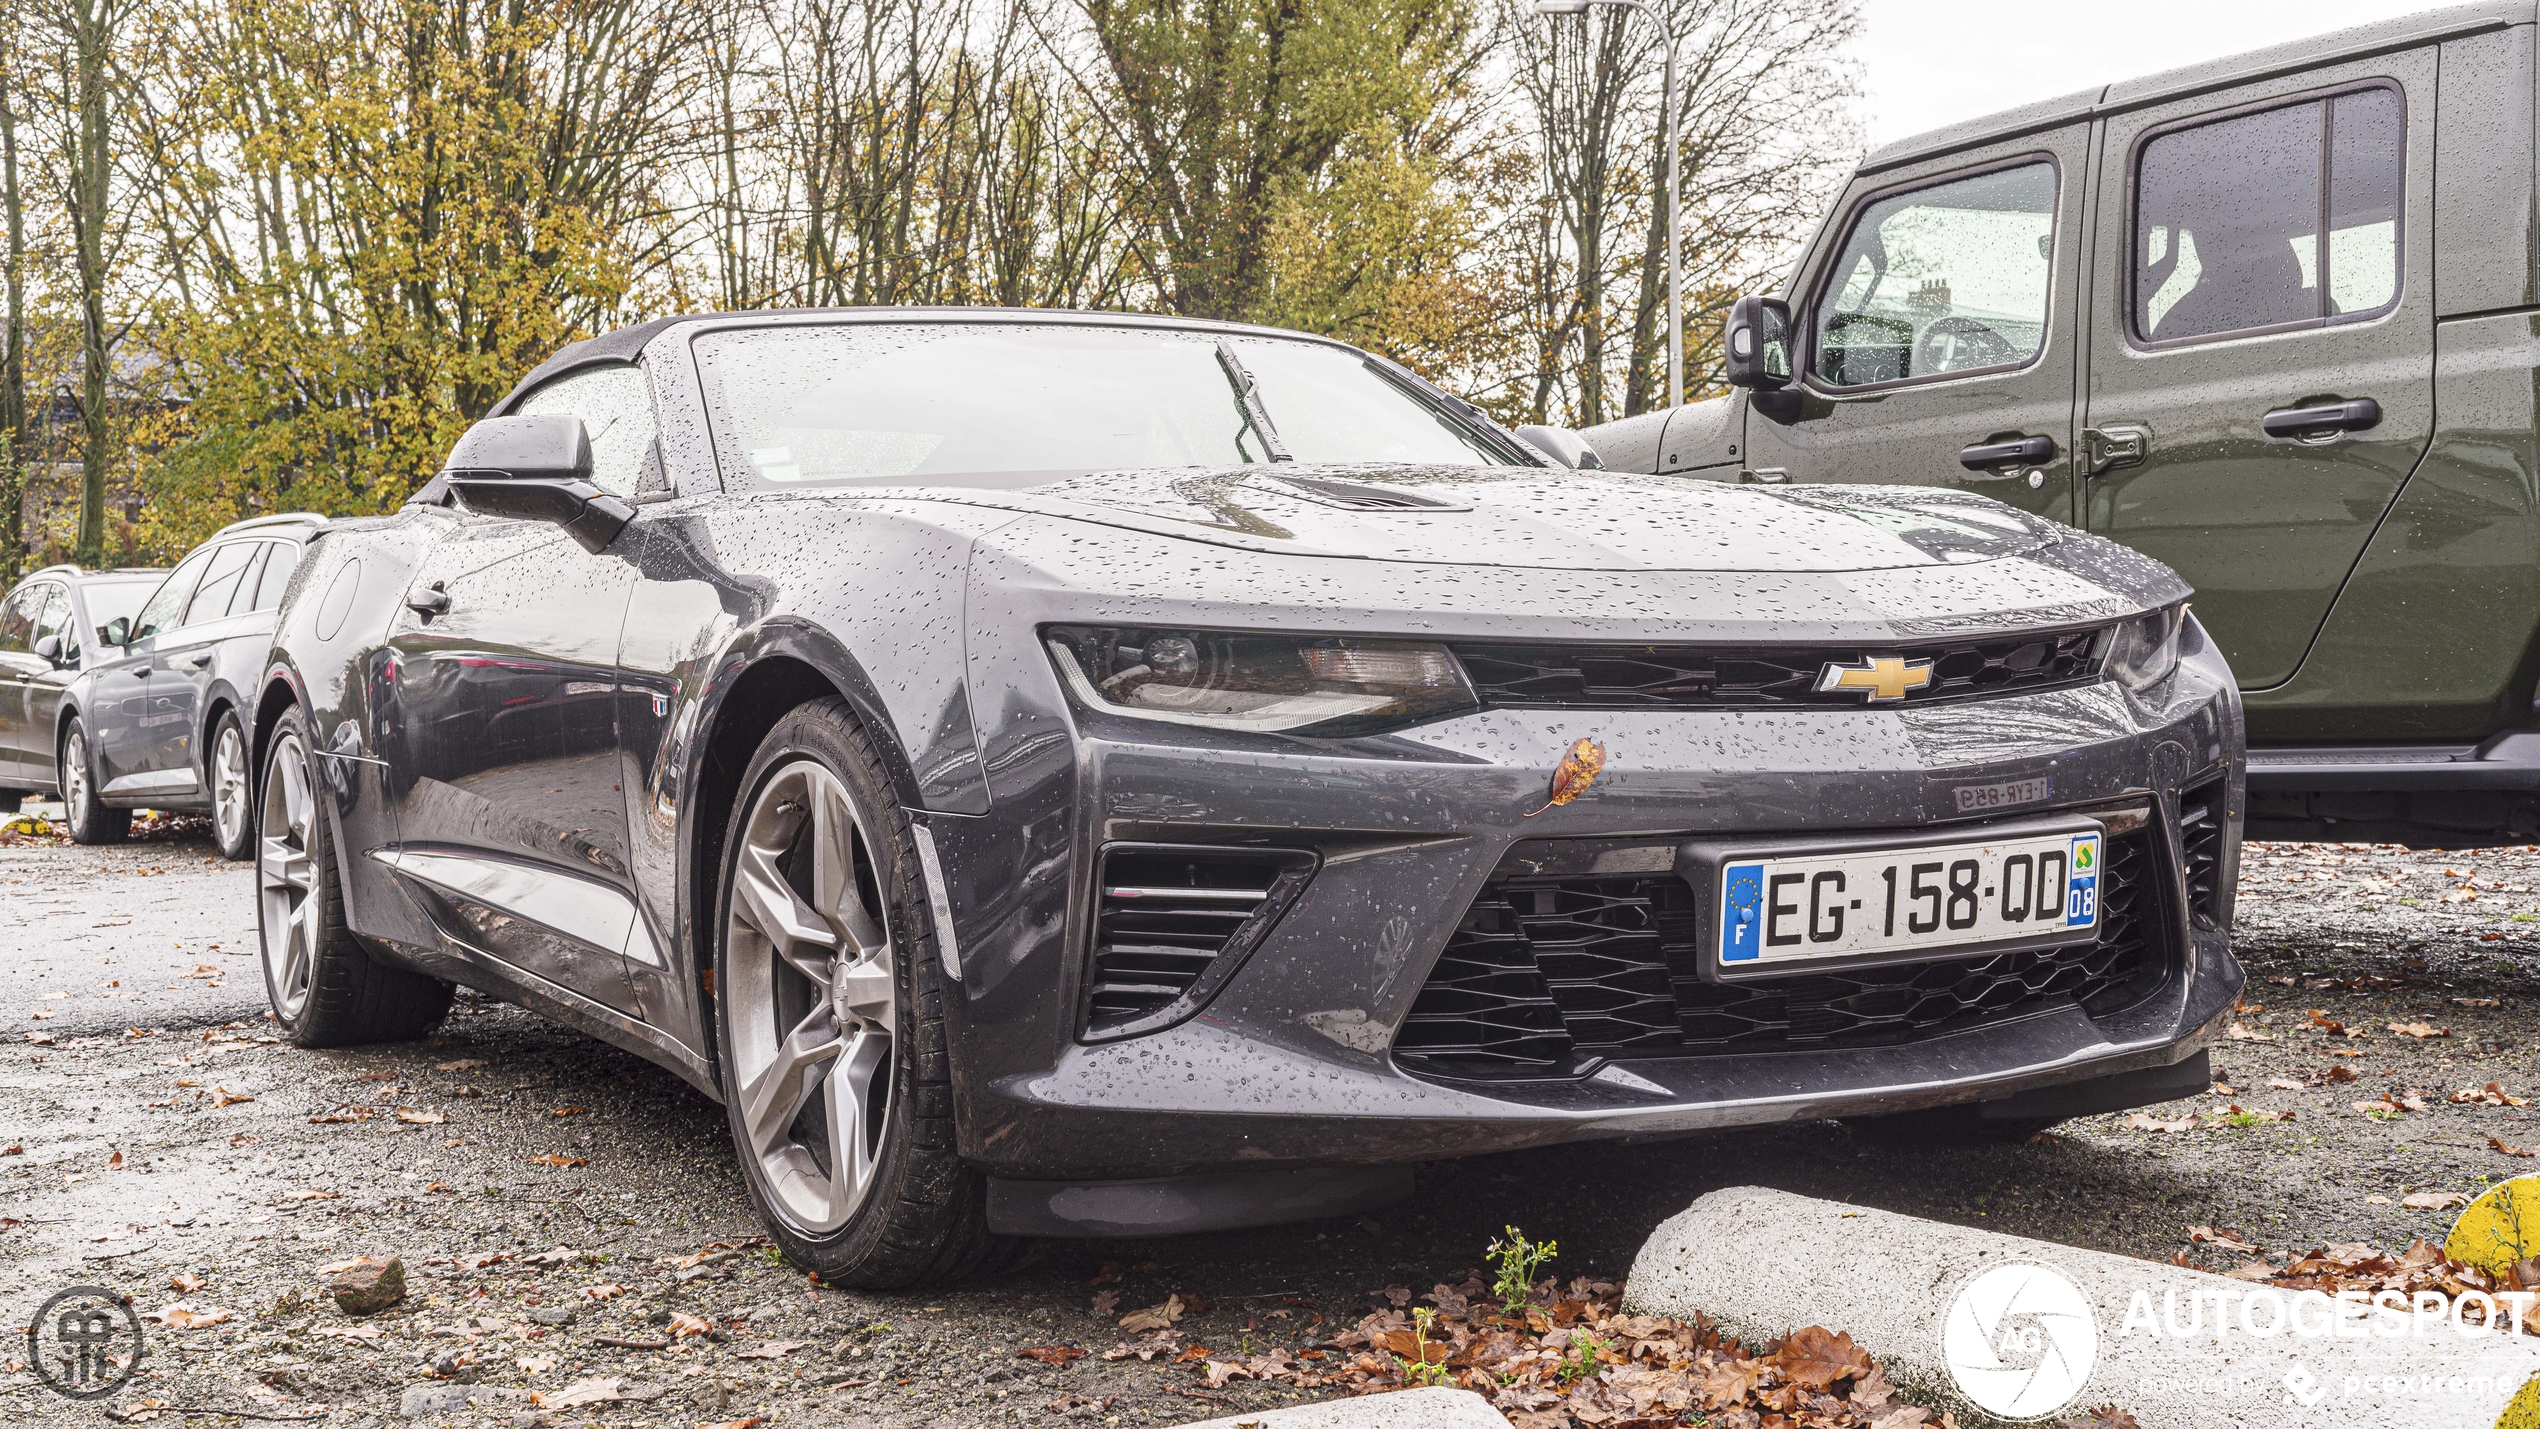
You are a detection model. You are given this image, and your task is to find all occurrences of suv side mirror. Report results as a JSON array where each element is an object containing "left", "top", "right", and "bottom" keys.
[
  {"left": 1723, "top": 295, "right": 1793, "bottom": 390},
  {"left": 31, "top": 633, "right": 61, "bottom": 664},
  {"left": 1513, "top": 425, "right": 1605, "bottom": 471},
  {"left": 100, "top": 616, "right": 128, "bottom": 648},
  {"left": 440, "top": 414, "right": 633, "bottom": 554}
]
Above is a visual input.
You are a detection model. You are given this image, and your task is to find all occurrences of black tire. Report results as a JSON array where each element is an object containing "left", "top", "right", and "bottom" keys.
[
  {"left": 712, "top": 697, "right": 1002, "bottom": 1289},
  {"left": 257, "top": 706, "right": 453, "bottom": 1047},
  {"left": 207, "top": 707, "right": 255, "bottom": 862},
  {"left": 58, "top": 716, "right": 130, "bottom": 844},
  {"left": 1848, "top": 1104, "right": 2062, "bottom": 1148}
]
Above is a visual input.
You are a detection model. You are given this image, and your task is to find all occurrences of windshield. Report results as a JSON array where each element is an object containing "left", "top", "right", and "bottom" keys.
[
  {"left": 80, "top": 579, "right": 155, "bottom": 644},
  {"left": 693, "top": 322, "right": 1517, "bottom": 488}
]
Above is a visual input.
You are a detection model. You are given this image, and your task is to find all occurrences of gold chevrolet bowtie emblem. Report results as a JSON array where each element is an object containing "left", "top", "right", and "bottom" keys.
[{"left": 1816, "top": 655, "right": 1934, "bottom": 702}]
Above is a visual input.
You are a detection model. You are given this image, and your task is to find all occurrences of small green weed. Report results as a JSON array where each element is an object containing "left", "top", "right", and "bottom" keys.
[
  {"left": 1402, "top": 1306, "right": 1451, "bottom": 1387},
  {"left": 1556, "top": 1327, "right": 1609, "bottom": 1385},
  {"left": 1488, "top": 1225, "right": 1558, "bottom": 1316}
]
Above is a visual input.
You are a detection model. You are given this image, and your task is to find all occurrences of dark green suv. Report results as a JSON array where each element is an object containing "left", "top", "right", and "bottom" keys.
[{"left": 1582, "top": 1, "right": 2540, "bottom": 848}]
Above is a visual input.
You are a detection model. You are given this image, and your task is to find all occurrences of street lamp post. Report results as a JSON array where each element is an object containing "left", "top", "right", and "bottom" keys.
[{"left": 1535, "top": 0, "right": 1680, "bottom": 410}]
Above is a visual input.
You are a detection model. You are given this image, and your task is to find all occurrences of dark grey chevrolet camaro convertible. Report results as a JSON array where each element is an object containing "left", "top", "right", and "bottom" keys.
[{"left": 251, "top": 308, "right": 2244, "bottom": 1286}]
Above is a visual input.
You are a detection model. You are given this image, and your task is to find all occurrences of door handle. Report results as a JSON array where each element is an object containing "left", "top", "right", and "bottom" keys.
[
  {"left": 1957, "top": 435, "right": 2055, "bottom": 471},
  {"left": 405, "top": 583, "right": 451, "bottom": 616},
  {"left": 2262, "top": 398, "right": 2381, "bottom": 439},
  {"left": 2080, "top": 425, "right": 2151, "bottom": 477},
  {"left": 182, "top": 652, "right": 213, "bottom": 670}
]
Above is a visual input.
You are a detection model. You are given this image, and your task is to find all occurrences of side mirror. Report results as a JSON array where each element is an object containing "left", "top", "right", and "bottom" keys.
[
  {"left": 1723, "top": 295, "right": 1793, "bottom": 391},
  {"left": 440, "top": 414, "right": 632, "bottom": 554},
  {"left": 31, "top": 633, "right": 61, "bottom": 664},
  {"left": 101, "top": 616, "right": 129, "bottom": 648},
  {"left": 1513, "top": 425, "right": 1605, "bottom": 471}
]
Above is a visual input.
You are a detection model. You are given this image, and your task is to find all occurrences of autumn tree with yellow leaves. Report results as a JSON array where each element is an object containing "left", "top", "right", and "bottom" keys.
[{"left": 0, "top": 0, "right": 1858, "bottom": 559}]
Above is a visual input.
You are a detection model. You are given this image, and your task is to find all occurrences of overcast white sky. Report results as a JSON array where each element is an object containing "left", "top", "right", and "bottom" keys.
[{"left": 1850, "top": 0, "right": 2449, "bottom": 146}]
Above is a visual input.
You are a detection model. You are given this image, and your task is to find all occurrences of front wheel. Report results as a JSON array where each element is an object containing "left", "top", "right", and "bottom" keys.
[
  {"left": 208, "top": 709, "right": 253, "bottom": 861},
  {"left": 714, "top": 697, "right": 1000, "bottom": 1288},
  {"left": 258, "top": 707, "right": 452, "bottom": 1045},
  {"left": 58, "top": 718, "right": 129, "bottom": 844}
]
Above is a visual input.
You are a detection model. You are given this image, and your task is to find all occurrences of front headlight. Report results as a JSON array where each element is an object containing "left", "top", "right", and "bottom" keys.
[
  {"left": 1045, "top": 625, "right": 1479, "bottom": 736},
  {"left": 2101, "top": 605, "right": 2185, "bottom": 692}
]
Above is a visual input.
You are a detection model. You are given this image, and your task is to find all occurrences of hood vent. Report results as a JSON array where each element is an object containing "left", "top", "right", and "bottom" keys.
[
  {"left": 1085, "top": 845, "right": 1317, "bottom": 1041},
  {"left": 1259, "top": 474, "right": 1467, "bottom": 511}
]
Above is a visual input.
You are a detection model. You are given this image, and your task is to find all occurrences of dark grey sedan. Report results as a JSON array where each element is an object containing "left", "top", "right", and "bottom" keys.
[
  {"left": 58, "top": 514, "right": 323, "bottom": 854},
  {"left": 0, "top": 565, "right": 162, "bottom": 814}
]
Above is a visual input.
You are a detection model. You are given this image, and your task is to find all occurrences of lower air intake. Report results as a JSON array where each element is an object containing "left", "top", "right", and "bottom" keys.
[
  {"left": 1395, "top": 827, "right": 2173, "bottom": 1079},
  {"left": 1085, "top": 845, "right": 1314, "bottom": 1041}
]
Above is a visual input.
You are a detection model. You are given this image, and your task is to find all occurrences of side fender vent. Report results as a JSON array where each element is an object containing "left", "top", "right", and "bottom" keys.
[
  {"left": 1085, "top": 844, "right": 1317, "bottom": 1042},
  {"left": 2178, "top": 778, "right": 2227, "bottom": 930}
]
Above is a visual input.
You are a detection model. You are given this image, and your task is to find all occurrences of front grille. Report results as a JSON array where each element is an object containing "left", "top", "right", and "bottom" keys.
[
  {"left": 1450, "top": 629, "right": 2104, "bottom": 709},
  {"left": 1395, "top": 828, "right": 2170, "bottom": 1078},
  {"left": 2178, "top": 780, "right": 2225, "bottom": 930},
  {"left": 1085, "top": 846, "right": 1312, "bottom": 1040}
]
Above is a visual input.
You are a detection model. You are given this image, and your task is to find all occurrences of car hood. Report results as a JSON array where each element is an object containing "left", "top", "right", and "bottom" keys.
[{"left": 876, "top": 462, "right": 2068, "bottom": 573}]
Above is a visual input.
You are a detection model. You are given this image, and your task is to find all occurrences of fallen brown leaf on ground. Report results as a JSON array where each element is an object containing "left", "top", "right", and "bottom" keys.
[
  {"left": 2188, "top": 1226, "right": 2262, "bottom": 1254},
  {"left": 2402, "top": 1191, "right": 2472, "bottom": 1210},
  {"left": 2124, "top": 1112, "right": 2197, "bottom": 1133},
  {"left": 2389, "top": 1022, "right": 2451, "bottom": 1039},
  {"left": 525, "top": 1154, "right": 587, "bottom": 1168},
  {"left": 151, "top": 1304, "right": 230, "bottom": 1329},
  {"left": 434, "top": 1058, "right": 491, "bottom": 1071},
  {"left": 1119, "top": 1294, "right": 1186, "bottom": 1332},
  {"left": 666, "top": 1313, "right": 711, "bottom": 1339},
  {"left": 167, "top": 1273, "right": 202, "bottom": 1293},
  {"left": 534, "top": 1378, "right": 624, "bottom": 1410},
  {"left": 2452, "top": 1083, "right": 2531, "bottom": 1107},
  {"left": 733, "top": 1340, "right": 804, "bottom": 1360},
  {"left": 210, "top": 1087, "right": 251, "bottom": 1106},
  {"left": 2454, "top": 997, "right": 2503, "bottom": 1009},
  {"left": 2491, "top": 1138, "right": 2536, "bottom": 1158},
  {"left": 550, "top": 1106, "right": 587, "bottom": 1118},
  {"left": 1018, "top": 1345, "right": 1087, "bottom": 1366},
  {"left": 393, "top": 1108, "right": 444, "bottom": 1125}
]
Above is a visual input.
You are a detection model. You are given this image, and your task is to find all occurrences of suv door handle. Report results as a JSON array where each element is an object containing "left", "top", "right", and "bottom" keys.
[
  {"left": 1957, "top": 435, "right": 2055, "bottom": 470},
  {"left": 182, "top": 652, "right": 213, "bottom": 670},
  {"left": 405, "top": 583, "right": 451, "bottom": 616},
  {"left": 2262, "top": 398, "right": 2381, "bottom": 439}
]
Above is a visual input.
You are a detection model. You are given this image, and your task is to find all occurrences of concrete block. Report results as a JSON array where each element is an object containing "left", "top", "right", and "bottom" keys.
[
  {"left": 1627, "top": 1185, "right": 2540, "bottom": 1428},
  {"left": 1168, "top": 1386, "right": 1506, "bottom": 1428}
]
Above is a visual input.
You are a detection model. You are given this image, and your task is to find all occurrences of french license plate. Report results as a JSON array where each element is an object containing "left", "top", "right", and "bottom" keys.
[{"left": 1716, "top": 828, "right": 2101, "bottom": 972}]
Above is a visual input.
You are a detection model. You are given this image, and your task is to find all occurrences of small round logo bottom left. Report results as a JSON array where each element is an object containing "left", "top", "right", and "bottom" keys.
[{"left": 25, "top": 1286, "right": 145, "bottom": 1400}]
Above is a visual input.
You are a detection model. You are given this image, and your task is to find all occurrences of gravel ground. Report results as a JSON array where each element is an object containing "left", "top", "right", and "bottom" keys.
[{"left": 6, "top": 828, "right": 2540, "bottom": 1427}]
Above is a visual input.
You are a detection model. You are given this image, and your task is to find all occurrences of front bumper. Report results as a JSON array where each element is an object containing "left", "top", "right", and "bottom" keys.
[{"left": 936, "top": 627, "right": 2244, "bottom": 1183}]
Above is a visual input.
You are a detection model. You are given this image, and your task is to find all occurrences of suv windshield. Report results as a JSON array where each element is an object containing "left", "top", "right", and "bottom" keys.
[{"left": 693, "top": 323, "right": 1517, "bottom": 488}]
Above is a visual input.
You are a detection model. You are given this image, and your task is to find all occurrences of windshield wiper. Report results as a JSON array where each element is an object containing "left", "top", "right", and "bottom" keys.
[{"left": 1215, "top": 341, "right": 1293, "bottom": 463}]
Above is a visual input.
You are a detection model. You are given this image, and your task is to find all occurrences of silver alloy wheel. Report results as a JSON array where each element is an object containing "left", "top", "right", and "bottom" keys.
[
  {"left": 725, "top": 758, "right": 898, "bottom": 1234},
  {"left": 61, "top": 729, "right": 90, "bottom": 825},
  {"left": 212, "top": 722, "right": 250, "bottom": 852},
  {"left": 258, "top": 731, "right": 318, "bottom": 1020}
]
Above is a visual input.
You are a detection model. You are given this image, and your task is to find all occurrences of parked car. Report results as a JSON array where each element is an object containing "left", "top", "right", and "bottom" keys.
[
  {"left": 54, "top": 514, "right": 325, "bottom": 855},
  {"left": 0, "top": 564, "right": 165, "bottom": 813},
  {"left": 251, "top": 308, "right": 2242, "bottom": 1286},
  {"left": 1582, "top": 1, "right": 2540, "bottom": 848}
]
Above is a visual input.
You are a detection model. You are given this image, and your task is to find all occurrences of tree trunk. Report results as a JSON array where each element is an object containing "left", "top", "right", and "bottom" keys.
[
  {"left": 69, "top": 0, "right": 111, "bottom": 567},
  {"left": 0, "top": 28, "right": 23, "bottom": 583}
]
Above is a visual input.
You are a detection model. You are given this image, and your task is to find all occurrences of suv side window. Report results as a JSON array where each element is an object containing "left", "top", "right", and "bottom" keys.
[
  {"left": 183, "top": 542, "right": 260, "bottom": 627},
  {"left": 30, "top": 584, "right": 69, "bottom": 658},
  {"left": 0, "top": 583, "right": 38, "bottom": 653},
  {"left": 1811, "top": 160, "right": 2057, "bottom": 388},
  {"left": 248, "top": 541, "right": 299, "bottom": 612},
  {"left": 132, "top": 548, "right": 215, "bottom": 643},
  {"left": 2133, "top": 85, "right": 2402, "bottom": 345},
  {"left": 515, "top": 365, "right": 658, "bottom": 499}
]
